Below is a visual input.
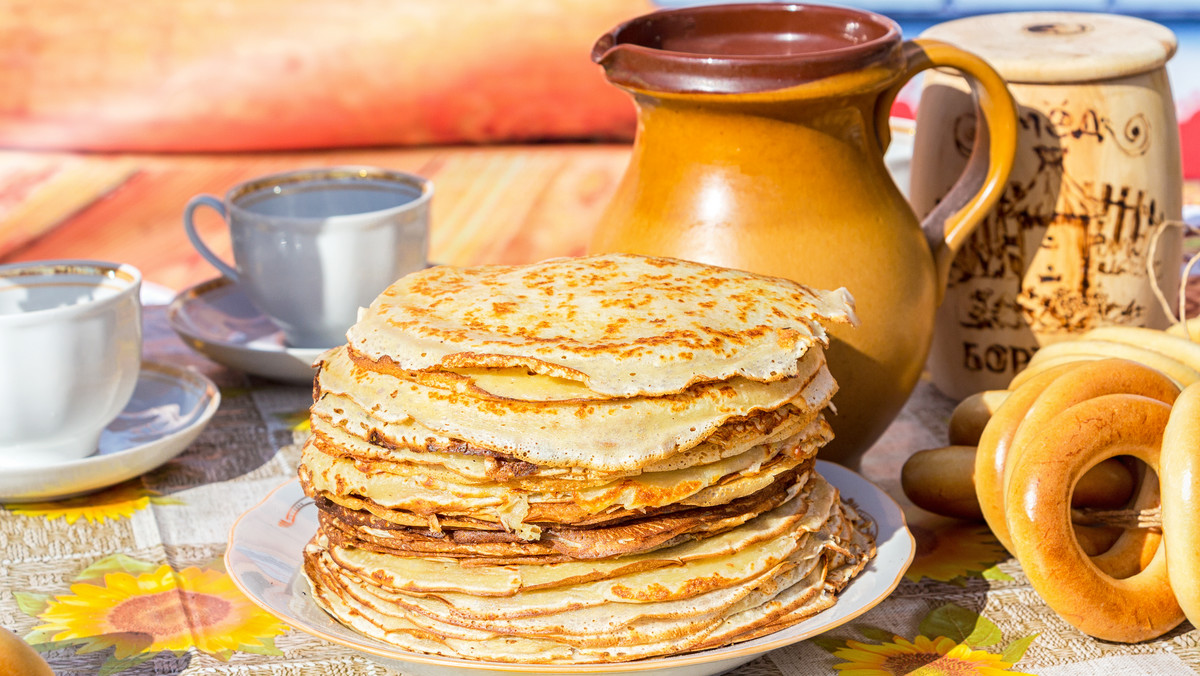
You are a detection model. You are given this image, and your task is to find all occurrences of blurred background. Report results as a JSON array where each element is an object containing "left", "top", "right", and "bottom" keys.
[{"left": 0, "top": 0, "right": 1196, "bottom": 302}]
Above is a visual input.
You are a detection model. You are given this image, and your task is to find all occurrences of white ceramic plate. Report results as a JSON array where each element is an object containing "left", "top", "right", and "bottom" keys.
[
  {"left": 0, "top": 361, "right": 220, "bottom": 502},
  {"left": 226, "top": 461, "right": 913, "bottom": 676},
  {"left": 167, "top": 277, "right": 325, "bottom": 384}
]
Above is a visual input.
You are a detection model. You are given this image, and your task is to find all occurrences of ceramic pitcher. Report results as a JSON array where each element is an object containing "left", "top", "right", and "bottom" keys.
[
  {"left": 589, "top": 3, "right": 1018, "bottom": 466},
  {"left": 912, "top": 12, "right": 1183, "bottom": 400}
]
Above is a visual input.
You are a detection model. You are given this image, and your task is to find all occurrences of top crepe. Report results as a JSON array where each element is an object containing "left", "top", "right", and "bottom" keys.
[{"left": 346, "top": 253, "right": 857, "bottom": 397}]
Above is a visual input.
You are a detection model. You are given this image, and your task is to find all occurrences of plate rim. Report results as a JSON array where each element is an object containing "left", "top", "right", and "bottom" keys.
[{"left": 226, "top": 460, "right": 913, "bottom": 672}]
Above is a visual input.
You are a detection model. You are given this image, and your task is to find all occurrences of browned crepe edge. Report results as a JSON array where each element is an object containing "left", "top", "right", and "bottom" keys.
[{"left": 309, "top": 464, "right": 810, "bottom": 562}]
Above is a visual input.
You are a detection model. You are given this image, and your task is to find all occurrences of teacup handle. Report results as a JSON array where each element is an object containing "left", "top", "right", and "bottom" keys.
[
  {"left": 875, "top": 38, "right": 1018, "bottom": 303},
  {"left": 183, "top": 195, "right": 240, "bottom": 283}
]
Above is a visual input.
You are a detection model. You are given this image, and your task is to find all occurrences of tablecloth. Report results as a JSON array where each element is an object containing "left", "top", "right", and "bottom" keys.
[{"left": 1, "top": 304, "right": 1197, "bottom": 676}]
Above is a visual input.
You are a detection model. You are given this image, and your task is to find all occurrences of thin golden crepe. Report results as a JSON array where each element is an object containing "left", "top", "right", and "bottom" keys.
[
  {"left": 314, "top": 344, "right": 835, "bottom": 472},
  {"left": 344, "top": 254, "right": 856, "bottom": 397},
  {"left": 303, "top": 478, "right": 873, "bottom": 662},
  {"left": 313, "top": 464, "right": 810, "bottom": 563},
  {"left": 299, "top": 253, "right": 876, "bottom": 664}
]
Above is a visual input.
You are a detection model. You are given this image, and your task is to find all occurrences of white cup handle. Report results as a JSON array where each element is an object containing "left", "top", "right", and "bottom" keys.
[{"left": 183, "top": 194, "right": 239, "bottom": 283}]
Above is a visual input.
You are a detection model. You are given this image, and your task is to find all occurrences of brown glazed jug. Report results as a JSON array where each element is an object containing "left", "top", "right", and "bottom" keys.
[{"left": 589, "top": 3, "right": 1018, "bottom": 466}]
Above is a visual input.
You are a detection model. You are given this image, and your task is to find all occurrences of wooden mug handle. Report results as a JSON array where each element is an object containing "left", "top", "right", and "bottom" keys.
[{"left": 875, "top": 38, "right": 1018, "bottom": 302}]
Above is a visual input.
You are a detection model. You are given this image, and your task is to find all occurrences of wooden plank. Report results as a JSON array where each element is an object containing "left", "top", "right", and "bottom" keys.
[
  {"left": 0, "top": 153, "right": 138, "bottom": 255},
  {"left": 0, "top": 145, "right": 631, "bottom": 292}
]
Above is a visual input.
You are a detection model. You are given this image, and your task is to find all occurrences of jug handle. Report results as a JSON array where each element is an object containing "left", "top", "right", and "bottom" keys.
[{"left": 875, "top": 39, "right": 1018, "bottom": 303}]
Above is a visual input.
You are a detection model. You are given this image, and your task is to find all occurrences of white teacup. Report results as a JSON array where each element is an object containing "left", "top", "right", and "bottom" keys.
[
  {"left": 183, "top": 166, "right": 432, "bottom": 348},
  {"left": 0, "top": 261, "right": 142, "bottom": 467}
]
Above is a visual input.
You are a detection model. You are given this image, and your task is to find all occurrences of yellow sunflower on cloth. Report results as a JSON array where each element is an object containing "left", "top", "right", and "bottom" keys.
[
  {"left": 16, "top": 555, "right": 288, "bottom": 673},
  {"left": 5, "top": 481, "right": 181, "bottom": 524},
  {"left": 903, "top": 509, "right": 1010, "bottom": 584},
  {"left": 834, "top": 635, "right": 1027, "bottom": 675},
  {"left": 815, "top": 604, "right": 1036, "bottom": 676}
]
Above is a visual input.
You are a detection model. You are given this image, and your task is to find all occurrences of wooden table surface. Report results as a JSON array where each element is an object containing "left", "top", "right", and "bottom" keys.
[
  {"left": 0, "top": 144, "right": 633, "bottom": 292},
  {"left": 1, "top": 143, "right": 1196, "bottom": 311}
]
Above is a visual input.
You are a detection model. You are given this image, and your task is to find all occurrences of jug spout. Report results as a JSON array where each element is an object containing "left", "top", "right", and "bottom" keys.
[{"left": 590, "top": 30, "right": 616, "bottom": 66}]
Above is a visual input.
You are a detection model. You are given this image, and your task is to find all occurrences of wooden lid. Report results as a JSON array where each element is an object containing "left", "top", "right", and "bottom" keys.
[{"left": 920, "top": 12, "right": 1176, "bottom": 84}]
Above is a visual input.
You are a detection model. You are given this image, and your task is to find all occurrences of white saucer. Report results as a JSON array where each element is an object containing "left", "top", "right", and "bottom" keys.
[
  {"left": 226, "top": 461, "right": 913, "bottom": 676},
  {"left": 0, "top": 361, "right": 220, "bottom": 503},
  {"left": 167, "top": 277, "right": 326, "bottom": 384}
]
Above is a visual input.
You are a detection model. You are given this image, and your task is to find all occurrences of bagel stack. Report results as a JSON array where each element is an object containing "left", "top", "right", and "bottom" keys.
[{"left": 298, "top": 253, "right": 876, "bottom": 663}]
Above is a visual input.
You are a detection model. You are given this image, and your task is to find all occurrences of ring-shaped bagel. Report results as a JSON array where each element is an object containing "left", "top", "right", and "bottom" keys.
[
  {"left": 1005, "top": 393, "right": 1184, "bottom": 643},
  {"left": 1003, "top": 359, "right": 1179, "bottom": 577},
  {"left": 975, "top": 363, "right": 1082, "bottom": 553},
  {"left": 1026, "top": 340, "right": 1200, "bottom": 387},
  {"left": 1084, "top": 326, "right": 1200, "bottom": 374},
  {"left": 1162, "top": 382, "right": 1200, "bottom": 630},
  {"left": 1008, "top": 355, "right": 1100, "bottom": 391}
]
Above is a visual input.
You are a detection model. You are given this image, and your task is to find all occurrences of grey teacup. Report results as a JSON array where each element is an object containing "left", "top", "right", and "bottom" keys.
[{"left": 183, "top": 166, "right": 432, "bottom": 348}]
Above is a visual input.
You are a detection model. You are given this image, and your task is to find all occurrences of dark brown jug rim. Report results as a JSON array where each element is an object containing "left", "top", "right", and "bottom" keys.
[{"left": 593, "top": 3, "right": 902, "bottom": 94}]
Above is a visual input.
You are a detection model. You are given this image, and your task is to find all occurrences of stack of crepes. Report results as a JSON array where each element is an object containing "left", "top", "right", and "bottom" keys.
[{"left": 299, "top": 253, "right": 877, "bottom": 663}]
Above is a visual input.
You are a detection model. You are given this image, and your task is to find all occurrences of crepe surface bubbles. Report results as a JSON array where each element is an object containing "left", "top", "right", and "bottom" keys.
[
  {"left": 299, "top": 253, "right": 877, "bottom": 664},
  {"left": 345, "top": 253, "right": 857, "bottom": 396}
]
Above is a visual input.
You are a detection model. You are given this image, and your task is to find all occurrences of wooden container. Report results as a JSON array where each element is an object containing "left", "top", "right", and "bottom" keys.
[{"left": 911, "top": 12, "right": 1184, "bottom": 400}]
